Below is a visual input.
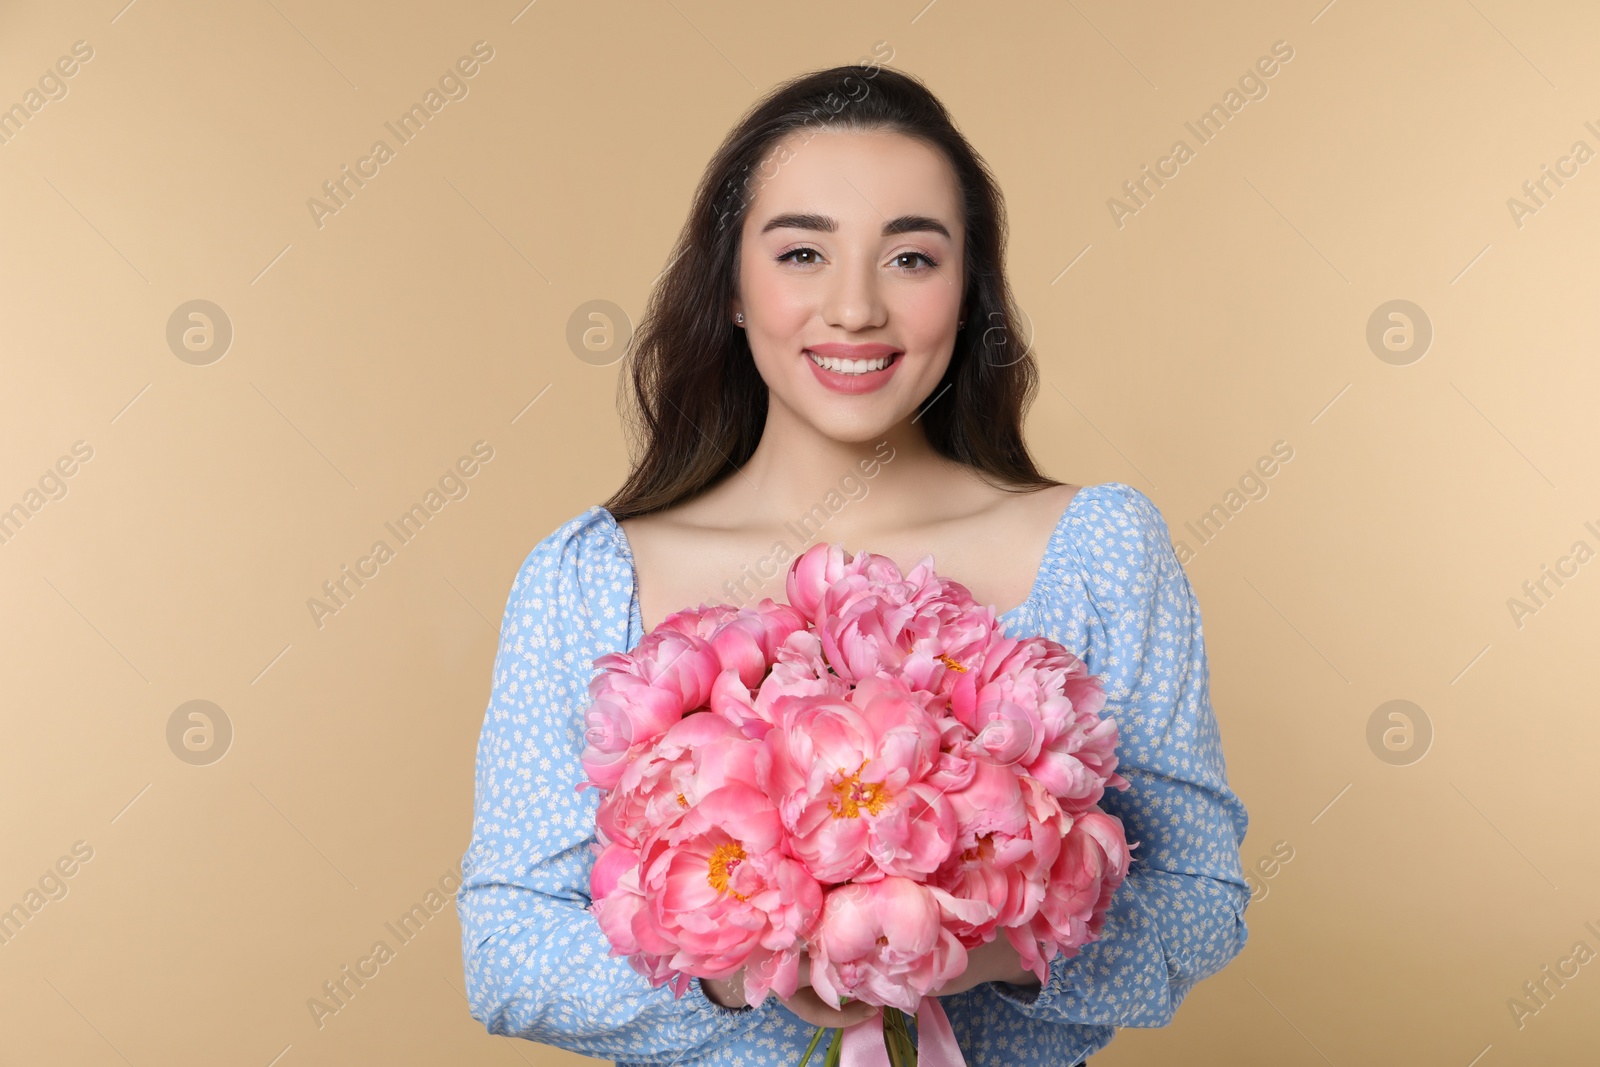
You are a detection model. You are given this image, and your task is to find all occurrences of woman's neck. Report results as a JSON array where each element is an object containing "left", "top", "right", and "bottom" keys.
[{"left": 707, "top": 406, "right": 995, "bottom": 539}]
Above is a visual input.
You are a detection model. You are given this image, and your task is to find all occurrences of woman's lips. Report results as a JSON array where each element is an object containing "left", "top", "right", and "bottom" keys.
[
  {"left": 806, "top": 343, "right": 902, "bottom": 359},
  {"left": 804, "top": 345, "right": 904, "bottom": 395}
]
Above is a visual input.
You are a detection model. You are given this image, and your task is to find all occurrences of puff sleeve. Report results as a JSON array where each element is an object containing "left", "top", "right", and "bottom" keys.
[{"left": 990, "top": 484, "right": 1252, "bottom": 1028}]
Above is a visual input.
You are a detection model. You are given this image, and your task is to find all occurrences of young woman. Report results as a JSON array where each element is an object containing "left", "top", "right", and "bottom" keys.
[{"left": 458, "top": 64, "right": 1251, "bottom": 1067}]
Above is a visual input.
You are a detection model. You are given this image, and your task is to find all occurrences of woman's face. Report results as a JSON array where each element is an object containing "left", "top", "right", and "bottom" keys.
[{"left": 732, "top": 128, "right": 966, "bottom": 441}]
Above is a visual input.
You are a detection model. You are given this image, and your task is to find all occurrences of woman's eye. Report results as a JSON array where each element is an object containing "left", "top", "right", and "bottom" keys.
[
  {"left": 776, "top": 247, "right": 821, "bottom": 265},
  {"left": 893, "top": 251, "right": 938, "bottom": 271},
  {"left": 775, "top": 248, "right": 939, "bottom": 270}
]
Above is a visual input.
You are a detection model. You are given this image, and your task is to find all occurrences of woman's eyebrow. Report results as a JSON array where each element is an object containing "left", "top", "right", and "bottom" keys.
[{"left": 759, "top": 212, "right": 952, "bottom": 240}]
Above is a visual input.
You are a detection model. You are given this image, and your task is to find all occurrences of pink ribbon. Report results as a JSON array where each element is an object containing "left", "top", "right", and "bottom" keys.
[
  {"left": 837, "top": 1010, "right": 890, "bottom": 1067},
  {"left": 838, "top": 998, "right": 966, "bottom": 1067}
]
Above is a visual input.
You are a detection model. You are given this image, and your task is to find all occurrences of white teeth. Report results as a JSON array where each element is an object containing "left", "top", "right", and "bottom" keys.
[{"left": 808, "top": 352, "right": 894, "bottom": 374}]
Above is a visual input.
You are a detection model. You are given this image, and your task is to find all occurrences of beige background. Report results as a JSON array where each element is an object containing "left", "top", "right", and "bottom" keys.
[{"left": 3, "top": 0, "right": 1597, "bottom": 1064}]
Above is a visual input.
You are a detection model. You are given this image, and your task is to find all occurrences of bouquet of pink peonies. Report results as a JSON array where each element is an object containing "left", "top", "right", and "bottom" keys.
[{"left": 579, "top": 540, "right": 1136, "bottom": 1067}]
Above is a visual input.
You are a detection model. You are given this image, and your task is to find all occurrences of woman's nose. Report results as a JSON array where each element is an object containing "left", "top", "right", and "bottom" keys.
[{"left": 821, "top": 256, "right": 888, "bottom": 332}]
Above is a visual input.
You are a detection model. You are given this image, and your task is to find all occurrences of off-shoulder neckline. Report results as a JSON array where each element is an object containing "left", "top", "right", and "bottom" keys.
[{"left": 593, "top": 482, "right": 1107, "bottom": 637}]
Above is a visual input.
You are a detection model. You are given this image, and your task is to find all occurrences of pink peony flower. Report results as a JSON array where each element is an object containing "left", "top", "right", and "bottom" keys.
[
  {"left": 807, "top": 876, "right": 987, "bottom": 1012},
  {"left": 746, "top": 629, "right": 850, "bottom": 720},
  {"left": 788, "top": 541, "right": 1004, "bottom": 699},
  {"left": 1029, "top": 711, "right": 1128, "bottom": 813},
  {"left": 626, "top": 782, "right": 823, "bottom": 1004},
  {"left": 595, "top": 711, "right": 762, "bottom": 849},
  {"left": 931, "top": 772, "right": 1065, "bottom": 945},
  {"left": 654, "top": 603, "right": 742, "bottom": 640},
  {"left": 945, "top": 667, "right": 1048, "bottom": 769},
  {"left": 764, "top": 676, "right": 958, "bottom": 883},
  {"left": 688, "top": 602, "right": 808, "bottom": 738},
  {"left": 709, "top": 601, "right": 808, "bottom": 684},
  {"left": 589, "top": 859, "right": 694, "bottom": 995},
  {"left": 873, "top": 574, "right": 998, "bottom": 698},
  {"left": 580, "top": 625, "right": 723, "bottom": 790},
  {"left": 812, "top": 558, "right": 939, "bottom": 685},
  {"left": 949, "top": 633, "right": 1128, "bottom": 809},
  {"left": 787, "top": 537, "right": 902, "bottom": 620},
  {"left": 1004, "top": 807, "right": 1137, "bottom": 983},
  {"left": 589, "top": 839, "right": 641, "bottom": 901}
]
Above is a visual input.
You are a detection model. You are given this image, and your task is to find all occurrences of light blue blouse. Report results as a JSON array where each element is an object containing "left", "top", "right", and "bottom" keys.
[{"left": 457, "top": 481, "right": 1251, "bottom": 1067}]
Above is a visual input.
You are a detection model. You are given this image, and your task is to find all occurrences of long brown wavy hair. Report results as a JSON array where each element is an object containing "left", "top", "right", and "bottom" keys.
[{"left": 602, "top": 62, "right": 1061, "bottom": 521}]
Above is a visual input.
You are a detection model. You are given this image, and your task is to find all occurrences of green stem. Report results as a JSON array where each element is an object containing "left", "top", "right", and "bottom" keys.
[
  {"left": 796, "top": 1025, "right": 828, "bottom": 1067},
  {"left": 882, "top": 1013, "right": 901, "bottom": 1067},
  {"left": 903, "top": 1012, "right": 921, "bottom": 1066},
  {"left": 883, "top": 1007, "right": 917, "bottom": 1066},
  {"left": 823, "top": 1024, "right": 844, "bottom": 1067}
]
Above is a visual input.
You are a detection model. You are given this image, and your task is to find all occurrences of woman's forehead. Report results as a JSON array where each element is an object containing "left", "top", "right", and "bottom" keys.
[{"left": 745, "top": 129, "right": 964, "bottom": 237}]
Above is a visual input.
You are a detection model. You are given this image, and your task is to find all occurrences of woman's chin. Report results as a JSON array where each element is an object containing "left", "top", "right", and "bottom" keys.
[{"left": 794, "top": 406, "right": 906, "bottom": 445}]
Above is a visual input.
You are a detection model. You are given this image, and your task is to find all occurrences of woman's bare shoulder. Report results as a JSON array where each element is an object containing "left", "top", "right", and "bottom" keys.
[
  {"left": 969, "top": 479, "right": 1084, "bottom": 537},
  {"left": 615, "top": 494, "right": 730, "bottom": 554}
]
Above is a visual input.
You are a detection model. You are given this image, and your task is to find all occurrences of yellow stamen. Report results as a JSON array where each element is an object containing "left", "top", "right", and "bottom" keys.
[
  {"left": 706, "top": 841, "right": 750, "bottom": 901},
  {"left": 829, "top": 759, "right": 890, "bottom": 819},
  {"left": 938, "top": 652, "right": 968, "bottom": 673}
]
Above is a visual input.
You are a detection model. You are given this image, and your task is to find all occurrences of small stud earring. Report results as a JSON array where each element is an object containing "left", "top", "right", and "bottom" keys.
[
  {"left": 734, "top": 312, "right": 745, "bottom": 325},
  {"left": 958, "top": 319, "right": 965, "bottom": 328}
]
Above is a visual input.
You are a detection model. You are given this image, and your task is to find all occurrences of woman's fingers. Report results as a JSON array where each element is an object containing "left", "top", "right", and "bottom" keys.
[
  {"left": 780, "top": 957, "right": 878, "bottom": 1029},
  {"left": 781, "top": 986, "right": 879, "bottom": 1030}
]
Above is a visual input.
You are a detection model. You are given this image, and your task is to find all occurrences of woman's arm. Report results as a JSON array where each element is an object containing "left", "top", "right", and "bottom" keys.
[
  {"left": 990, "top": 485, "right": 1251, "bottom": 1027},
  {"left": 456, "top": 527, "right": 768, "bottom": 1063}
]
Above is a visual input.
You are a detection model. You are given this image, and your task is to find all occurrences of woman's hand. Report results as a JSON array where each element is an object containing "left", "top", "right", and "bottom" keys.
[
  {"left": 700, "top": 969, "right": 748, "bottom": 1010},
  {"left": 703, "top": 959, "right": 880, "bottom": 1030},
  {"left": 930, "top": 935, "right": 1042, "bottom": 999}
]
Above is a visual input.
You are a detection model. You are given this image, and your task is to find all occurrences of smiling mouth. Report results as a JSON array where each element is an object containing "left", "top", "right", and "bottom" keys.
[{"left": 805, "top": 351, "right": 902, "bottom": 375}]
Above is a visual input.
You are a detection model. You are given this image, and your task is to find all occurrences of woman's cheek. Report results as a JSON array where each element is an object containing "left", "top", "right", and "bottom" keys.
[
  {"left": 891, "top": 284, "right": 960, "bottom": 359},
  {"left": 900, "top": 276, "right": 959, "bottom": 328},
  {"left": 743, "top": 263, "right": 814, "bottom": 335}
]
